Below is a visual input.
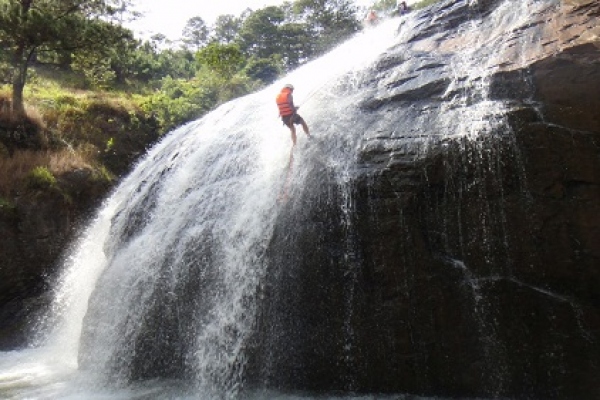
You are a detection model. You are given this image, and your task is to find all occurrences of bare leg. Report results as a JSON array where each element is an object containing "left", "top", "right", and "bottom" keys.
[
  {"left": 290, "top": 125, "right": 297, "bottom": 146},
  {"left": 300, "top": 120, "right": 310, "bottom": 138}
]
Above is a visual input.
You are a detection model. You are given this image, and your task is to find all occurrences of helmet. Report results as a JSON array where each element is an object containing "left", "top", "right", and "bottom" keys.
[{"left": 283, "top": 84, "right": 294, "bottom": 90}]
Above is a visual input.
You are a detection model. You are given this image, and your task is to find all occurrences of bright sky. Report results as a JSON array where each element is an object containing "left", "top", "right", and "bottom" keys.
[{"left": 125, "top": 0, "right": 383, "bottom": 43}]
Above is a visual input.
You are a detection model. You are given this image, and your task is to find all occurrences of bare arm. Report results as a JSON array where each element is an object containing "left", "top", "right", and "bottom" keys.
[{"left": 288, "top": 93, "right": 297, "bottom": 110}]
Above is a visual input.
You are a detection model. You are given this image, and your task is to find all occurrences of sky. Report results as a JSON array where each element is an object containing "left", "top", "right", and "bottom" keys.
[{"left": 125, "top": 0, "right": 383, "bottom": 43}]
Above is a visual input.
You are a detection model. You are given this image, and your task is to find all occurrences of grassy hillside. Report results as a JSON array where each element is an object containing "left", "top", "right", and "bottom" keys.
[{"left": 0, "top": 65, "right": 167, "bottom": 204}]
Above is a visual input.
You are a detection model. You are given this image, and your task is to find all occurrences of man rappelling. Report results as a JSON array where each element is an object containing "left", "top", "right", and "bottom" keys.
[
  {"left": 275, "top": 83, "right": 312, "bottom": 202},
  {"left": 276, "top": 84, "right": 311, "bottom": 146},
  {"left": 365, "top": 9, "right": 379, "bottom": 27}
]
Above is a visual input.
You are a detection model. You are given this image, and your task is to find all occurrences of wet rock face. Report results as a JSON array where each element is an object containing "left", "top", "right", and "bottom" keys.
[
  {"left": 257, "top": 0, "right": 600, "bottom": 398},
  {"left": 0, "top": 170, "right": 110, "bottom": 349}
]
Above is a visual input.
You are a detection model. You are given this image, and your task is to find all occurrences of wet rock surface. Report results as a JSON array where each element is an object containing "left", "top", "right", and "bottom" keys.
[
  {"left": 0, "top": 169, "right": 110, "bottom": 349},
  {"left": 257, "top": 0, "right": 600, "bottom": 398}
]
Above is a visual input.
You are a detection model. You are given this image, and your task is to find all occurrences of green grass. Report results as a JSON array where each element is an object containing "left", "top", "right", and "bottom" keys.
[
  {"left": 27, "top": 166, "right": 57, "bottom": 190},
  {"left": 23, "top": 68, "right": 140, "bottom": 114}
]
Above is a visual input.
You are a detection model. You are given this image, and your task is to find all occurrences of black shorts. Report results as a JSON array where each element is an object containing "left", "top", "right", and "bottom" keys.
[{"left": 281, "top": 114, "right": 304, "bottom": 128}]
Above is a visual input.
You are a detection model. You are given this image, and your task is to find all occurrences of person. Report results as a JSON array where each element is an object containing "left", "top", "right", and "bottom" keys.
[
  {"left": 365, "top": 9, "right": 379, "bottom": 26},
  {"left": 398, "top": 1, "right": 410, "bottom": 15},
  {"left": 276, "top": 84, "right": 310, "bottom": 146}
]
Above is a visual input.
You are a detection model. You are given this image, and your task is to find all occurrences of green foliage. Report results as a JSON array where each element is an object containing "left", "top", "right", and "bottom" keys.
[
  {"left": 196, "top": 43, "right": 245, "bottom": 79},
  {"left": 232, "top": 0, "right": 360, "bottom": 71},
  {"left": 138, "top": 65, "right": 262, "bottom": 134},
  {"left": 243, "top": 56, "right": 284, "bottom": 84},
  {"left": 66, "top": 20, "right": 137, "bottom": 89},
  {"left": 182, "top": 16, "right": 210, "bottom": 51},
  {"left": 72, "top": 51, "right": 117, "bottom": 89},
  {"left": 237, "top": 6, "right": 287, "bottom": 60},
  {"left": 0, "top": 0, "right": 135, "bottom": 110},
  {"left": 123, "top": 43, "right": 195, "bottom": 84},
  {"left": 277, "top": 22, "right": 314, "bottom": 68},
  {"left": 212, "top": 14, "right": 242, "bottom": 44},
  {"left": 140, "top": 74, "right": 220, "bottom": 133},
  {"left": 293, "top": 0, "right": 361, "bottom": 54},
  {"left": 26, "top": 64, "right": 87, "bottom": 93},
  {"left": 105, "top": 137, "right": 114, "bottom": 152},
  {"left": 91, "top": 165, "right": 114, "bottom": 184},
  {"left": 27, "top": 166, "right": 57, "bottom": 190}
]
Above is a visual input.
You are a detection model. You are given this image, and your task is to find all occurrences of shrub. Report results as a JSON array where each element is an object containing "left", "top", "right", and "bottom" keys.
[
  {"left": 244, "top": 56, "right": 283, "bottom": 85},
  {"left": 140, "top": 74, "right": 220, "bottom": 134},
  {"left": 27, "top": 166, "right": 57, "bottom": 190},
  {"left": 92, "top": 165, "right": 113, "bottom": 184}
]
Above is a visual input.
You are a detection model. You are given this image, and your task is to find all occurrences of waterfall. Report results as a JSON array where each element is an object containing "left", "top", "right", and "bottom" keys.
[{"left": 2, "top": 0, "right": 586, "bottom": 398}]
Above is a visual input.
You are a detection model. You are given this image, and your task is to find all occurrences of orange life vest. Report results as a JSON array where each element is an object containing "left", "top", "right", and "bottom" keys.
[{"left": 276, "top": 88, "right": 294, "bottom": 116}]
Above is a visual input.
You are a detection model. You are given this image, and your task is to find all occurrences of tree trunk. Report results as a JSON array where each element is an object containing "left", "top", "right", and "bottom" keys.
[
  {"left": 11, "top": 45, "right": 37, "bottom": 116},
  {"left": 11, "top": 79, "right": 25, "bottom": 116},
  {"left": 10, "top": 0, "right": 34, "bottom": 115},
  {"left": 11, "top": 45, "right": 27, "bottom": 116}
]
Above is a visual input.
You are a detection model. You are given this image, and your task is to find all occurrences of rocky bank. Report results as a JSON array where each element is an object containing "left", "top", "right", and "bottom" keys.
[{"left": 0, "top": 105, "right": 158, "bottom": 348}]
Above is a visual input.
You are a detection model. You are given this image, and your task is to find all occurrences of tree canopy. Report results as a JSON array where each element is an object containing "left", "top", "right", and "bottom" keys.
[
  {"left": 212, "top": 14, "right": 242, "bottom": 44},
  {"left": 0, "top": 0, "right": 134, "bottom": 113},
  {"left": 182, "top": 16, "right": 209, "bottom": 51},
  {"left": 196, "top": 43, "right": 244, "bottom": 79}
]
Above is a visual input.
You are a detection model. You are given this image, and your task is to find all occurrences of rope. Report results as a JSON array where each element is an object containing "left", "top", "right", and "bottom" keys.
[{"left": 297, "top": 78, "right": 333, "bottom": 107}]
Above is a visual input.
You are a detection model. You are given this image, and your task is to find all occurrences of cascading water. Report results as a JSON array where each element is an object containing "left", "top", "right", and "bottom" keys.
[{"left": 2, "top": 0, "right": 589, "bottom": 398}]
